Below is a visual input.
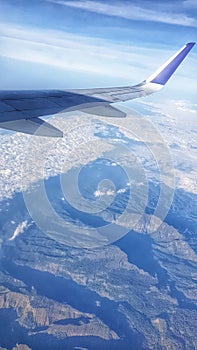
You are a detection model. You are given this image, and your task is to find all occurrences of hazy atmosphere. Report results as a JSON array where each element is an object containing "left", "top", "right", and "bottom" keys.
[{"left": 0, "top": 1, "right": 196, "bottom": 349}]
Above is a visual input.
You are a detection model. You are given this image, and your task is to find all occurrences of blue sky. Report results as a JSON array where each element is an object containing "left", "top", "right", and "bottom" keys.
[{"left": 0, "top": 0, "right": 196, "bottom": 101}]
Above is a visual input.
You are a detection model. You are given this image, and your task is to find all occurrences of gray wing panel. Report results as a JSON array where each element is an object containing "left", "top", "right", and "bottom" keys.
[
  {"left": 69, "top": 82, "right": 155, "bottom": 102},
  {"left": 0, "top": 82, "right": 153, "bottom": 113},
  {"left": 0, "top": 92, "right": 74, "bottom": 122},
  {"left": 0, "top": 82, "right": 158, "bottom": 137},
  {"left": 0, "top": 90, "right": 110, "bottom": 123}
]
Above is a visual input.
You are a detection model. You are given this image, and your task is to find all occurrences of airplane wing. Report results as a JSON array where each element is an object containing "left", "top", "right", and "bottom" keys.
[{"left": 0, "top": 42, "right": 195, "bottom": 137}]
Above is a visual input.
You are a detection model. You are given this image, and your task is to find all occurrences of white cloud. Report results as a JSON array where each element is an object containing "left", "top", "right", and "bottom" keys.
[
  {"left": 137, "top": 99, "right": 197, "bottom": 193},
  {"left": 95, "top": 300, "right": 101, "bottom": 307},
  {"left": 94, "top": 187, "right": 126, "bottom": 197},
  {"left": 9, "top": 220, "right": 28, "bottom": 241},
  {"left": 94, "top": 189, "right": 115, "bottom": 197},
  {"left": 117, "top": 188, "right": 126, "bottom": 194},
  {"left": 48, "top": 0, "right": 197, "bottom": 27},
  {"left": 0, "top": 113, "right": 116, "bottom": 201},
  {"left": 175, "top": 100, "right": 196, "bottom": 113},
  {"left": 184, "top": 0, "right": 197, "bottom": 8},
  {"left": 177, "top": 172, "right": 197, "bottom": 193}
]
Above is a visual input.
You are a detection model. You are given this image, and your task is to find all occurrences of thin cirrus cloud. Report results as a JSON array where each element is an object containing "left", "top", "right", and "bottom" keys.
[
  {"left": 47, "top": 0, "right": 197, "bottom": 27},
  {"left": 0, "top": 23, "right": 174, "bottom": 82},
  {"left": 0, "top": 22, "right": 196, "bottom": 97},
  {"left": 183, "top": 0, "right": 197, "bottom": 8}
]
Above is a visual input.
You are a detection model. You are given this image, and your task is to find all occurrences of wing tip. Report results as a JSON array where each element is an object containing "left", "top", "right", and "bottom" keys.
[
  {"left": 186, "top": 42, "right": 196, "bottom": 46},
  {"left": 147, "top": 42, "right": 195, "bottom": 86}
]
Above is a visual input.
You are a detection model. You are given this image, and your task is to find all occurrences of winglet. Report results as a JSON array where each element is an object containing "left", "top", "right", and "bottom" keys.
[{"left": 146, "top": 42, "right": 195, "bottom": 85}]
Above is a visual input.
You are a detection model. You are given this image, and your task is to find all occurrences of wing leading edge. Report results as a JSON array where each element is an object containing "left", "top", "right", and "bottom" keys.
[{"left": 0, "top": 42, "right": 195, "bottom": 137}]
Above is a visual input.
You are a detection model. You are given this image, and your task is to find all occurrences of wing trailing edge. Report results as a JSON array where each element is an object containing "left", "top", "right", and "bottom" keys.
[{"left": 0, "top": 118, "right": 63, "bottom": 137}]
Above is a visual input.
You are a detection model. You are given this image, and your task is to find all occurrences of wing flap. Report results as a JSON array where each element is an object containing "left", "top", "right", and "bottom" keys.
[
  {"left": 79, "top": 104, "right": 126, "bottom": 118},
  {"left": 0, "top": 117, "right": 63, "bottom": 137}
]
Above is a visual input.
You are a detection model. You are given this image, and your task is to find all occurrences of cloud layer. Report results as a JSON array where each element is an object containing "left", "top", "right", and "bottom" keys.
[
  {"left": 0, "top": 22, "right": 196, "bottom": 89},
  {"left": 47, "top": 0, "right": 197, "bottom": 27},
  {"left": 0, "top": 23, "right": 165, "bottom": 87}
]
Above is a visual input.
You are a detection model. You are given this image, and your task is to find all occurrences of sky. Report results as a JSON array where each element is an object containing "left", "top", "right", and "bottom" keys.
[{"left": 0, "top": 0, "right": 196, "bottom": 101}]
